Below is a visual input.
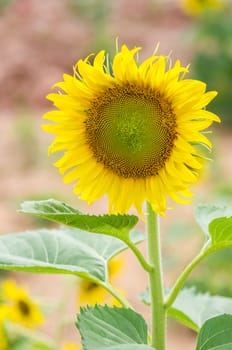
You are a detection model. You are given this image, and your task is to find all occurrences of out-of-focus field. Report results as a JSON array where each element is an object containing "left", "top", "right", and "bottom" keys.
[{"left": 0, "top": 1, "right": 231, "bottom": 349}]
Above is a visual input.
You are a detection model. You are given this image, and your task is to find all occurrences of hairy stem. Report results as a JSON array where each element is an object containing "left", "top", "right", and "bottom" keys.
[
  {"left": 146, "top": 202, "right": 166, "bottom": 350},
  {"left": 99, "top": 280, "right": 132, "bottom": 308},
  {"left": 124, "top": 237, "right": 153, "bottom": 273},
  {"left": 165, "top": 250, "right": 206, "bottom": 309}
]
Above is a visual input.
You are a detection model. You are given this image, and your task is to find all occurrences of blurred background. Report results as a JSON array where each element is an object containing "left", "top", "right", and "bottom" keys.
[{"left": 0, "top": 0, "right": 232, "bottom": 349}]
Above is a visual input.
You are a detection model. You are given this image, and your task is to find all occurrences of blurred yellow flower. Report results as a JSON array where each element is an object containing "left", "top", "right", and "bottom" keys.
[
  {"left": 108, "top": 255, "right": 124, "bottom": 284},
  {"left": 0, "top": 305, "right": 10, "bottom": 350},
  {"left": 62, "top": 343, "right": 82, "bottom": 350},
  {"left": 77, "top": 256, "right": 125, "bottom": 307},
  {"left": 1, "top": 280, "right": 43, "bottom": 329},
  {"left": 43, "top": 44, "right": 219, "bottom": 216},
  {"left": 78, "top": 279, "right": 107, "bottom": 307},
  {"left": 181, "top": 0, "right": 224, "bottom": 15},
  {"left": 0, "top": 329, "right": 8, "bottom": 350}
]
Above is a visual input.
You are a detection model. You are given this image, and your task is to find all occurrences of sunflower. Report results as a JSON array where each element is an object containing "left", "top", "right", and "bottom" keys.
[
  {"left": 181, "top": 0, "right": 224, "bottom": 15},
  {"left": 43, "top": 44, "right": 220, "bottom": 215},
  {"left": 62, "top": 343, "right": 82, "bottom": 350},
  {"left": 0, "top": 329, "right": 8, "bottom": 350},
  {"left": 0, "top": 305, "right": 9, "bottom": 350},
  {"left": 77, "top": 256, "right": 124, "bottom": 307},
  {"left": 1, "top": 280, "right": 43, "bottom": 329}
]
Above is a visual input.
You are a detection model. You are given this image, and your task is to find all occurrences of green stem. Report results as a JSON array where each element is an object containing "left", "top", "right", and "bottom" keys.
[
  {"left": 99, "top": 280, "right": 132, "bottom": 309},
  {"left": 75, "top": 273, "right": 131, "bottom": 311},
  {"left": 146, "top": 202, "right": 166, "bottom": 350},
  {"left": 165, "top": 250, "right": 206, "bottom": 309},
  {"left": 124, "top": 238, "right": 153, "bottom": 272}
]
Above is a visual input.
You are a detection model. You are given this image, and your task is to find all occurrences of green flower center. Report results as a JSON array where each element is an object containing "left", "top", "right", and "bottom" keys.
[{"left": 85, "top": 83, "right": 177, "bottom": 178}]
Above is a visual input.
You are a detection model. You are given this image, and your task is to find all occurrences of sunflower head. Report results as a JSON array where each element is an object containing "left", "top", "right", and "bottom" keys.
[
  {"left": 108, "top": 255, "right": 124, "bottom": 283},
  {"left": 62, "top": 343, "right": 82, "bottom": 350},
  {"left": 78, "top": 279, "right": 106, "bottom": 307},
  {"left": 43, "top": 44, "right": 220, "bottom": 216},
  {"left": 0, "top": 329, "right": 8, "bottom": 350},
  {"left": 1, "top": 280, "right": 43, "bottom": 329},
  {"left": 0, "top": 305, "right": 9, "bottom": 350},
  {"left": 181, "top": 0, "right": 225, "bottom": 15},
  {"left": 77, "top": 256, "right": 125, "bottom": 307}
]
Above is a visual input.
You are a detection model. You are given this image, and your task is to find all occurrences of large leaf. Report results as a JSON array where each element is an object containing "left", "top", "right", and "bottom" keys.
[
  {"left": 141, "top": 288, "right": 232, "bottom": 332},
  {"left": 20, "top": 199, "right": 138, "bottom": 240},
  {"left": 170, "top": 289, "right": 232, "bottom": 332},
  {"left": 196, "top": 314, "right": 232, "bottom": 350},
  {"left": 195, "top": 205, "right": 232, "bottom": 237},
  {"left": 0, "top": 227, "right": 143, "bottom": 281},
  {"left": 77, "top": 305, "right": 154, "bottom": 350}
]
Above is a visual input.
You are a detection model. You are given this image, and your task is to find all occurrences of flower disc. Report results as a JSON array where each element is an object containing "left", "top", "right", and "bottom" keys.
[
  {"left": 86, "top": 84, "right": 177, "bottom": 178},
  {"left": 43, "top": 44, "right": 220, "bottom": 215}
]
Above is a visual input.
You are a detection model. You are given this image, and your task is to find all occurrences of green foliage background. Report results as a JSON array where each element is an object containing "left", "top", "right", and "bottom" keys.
[{"left": 191, "top": 11, "right": 232, "bottom": 126}]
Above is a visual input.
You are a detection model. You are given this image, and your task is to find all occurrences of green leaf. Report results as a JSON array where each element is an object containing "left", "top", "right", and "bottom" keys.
[
  {"left": 195, "top": 206, "right": 232, "bottom": 272},
  {"left": 0, "top": 227, "right": 143, "bottom": 281},
  {"left": 196, "top": 314, "right": 232, "bottom": 350},
  {"left": 77, "top": 305, "right": 154, "bottom": 350},
  {"left": 10, "top": 337, "right": 30, "bottom": 350},
  {"left": 10, "top": 337, "right": 53, "bottom": 350},
  {"left": 141, "top": 288, "right": 232, "bottom": 332},
  {"left": 208, "top": 217, "right": 232, "bottom": 251},
  {"left": 170, "top": 289, "right": 232, "bottom": 332},
  {"left": 5, "top": 322, "right": 55, "bottom": 350},
  {"left": 195, "top": 205, "right": 232, "bottom": 237},
  {"left": 20, "top": 199, "right": 138, "bottom": 240}
]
